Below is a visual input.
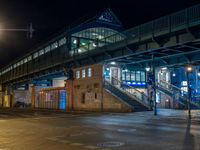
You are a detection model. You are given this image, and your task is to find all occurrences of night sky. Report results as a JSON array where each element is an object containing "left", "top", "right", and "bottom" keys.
[{"left": 0, "top": 0, "right": 199, "bottom": 68}]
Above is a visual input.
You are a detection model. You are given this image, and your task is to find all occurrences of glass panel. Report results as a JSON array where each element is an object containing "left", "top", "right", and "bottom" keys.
[
  {"left": 59, "top": 37, "right": 66, "bottom": 46},
  {"left": 136, "top": 71, "right": 141, "bottom": 81},
  {"left": 122, "top": 71, "right": 126, "bottom": 80},
  {"left": 33, "top": 52, "right": 39, "bottom": 59},
  {"left": 28, "top": 56, "right": 32, "bottom": 61},
  {"left": 141, "top": 71, "right": 146, "bottom": 82},
  {"left": 126, "top": 72, "right": 131, "bottom": 81},
  {"left": 39, "top": 49, "right": 44, "bottom": 56},
  {"left": 51, "top": 42, "right": 58, "bottom": 50},
  {"left": 45, "top": 46, "right": 51, "bottom": 53},
  {"left": 131, "top": 71, "right": 136, "bottom": 81}
]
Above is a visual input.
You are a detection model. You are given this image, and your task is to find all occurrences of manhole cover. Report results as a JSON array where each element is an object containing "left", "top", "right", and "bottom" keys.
[{"left": 97, "top": 141, "right": 125, "bottom": 148}]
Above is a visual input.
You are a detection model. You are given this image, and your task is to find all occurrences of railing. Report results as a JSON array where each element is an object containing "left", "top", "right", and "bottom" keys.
[
  {"left": 157, "top": 80, "right": 200, "bottom": 108},
  {"left": 104, "top": 77, "right": 151, "bottom": 109}
]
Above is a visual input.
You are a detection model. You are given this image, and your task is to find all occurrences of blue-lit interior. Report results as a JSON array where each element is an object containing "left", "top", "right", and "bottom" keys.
[{"left": 59, "top": 90, "right": 66, "bottom": 110}]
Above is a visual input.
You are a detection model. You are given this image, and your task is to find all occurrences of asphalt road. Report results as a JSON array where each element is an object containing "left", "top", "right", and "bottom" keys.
[{"left": 0, "top": 109, "right": 199, "bottom": 150}]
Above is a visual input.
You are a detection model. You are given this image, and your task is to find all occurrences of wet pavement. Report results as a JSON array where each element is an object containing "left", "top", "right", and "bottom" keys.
[{"left": 0, "top": 109, "right": 199, "bottom": 150}]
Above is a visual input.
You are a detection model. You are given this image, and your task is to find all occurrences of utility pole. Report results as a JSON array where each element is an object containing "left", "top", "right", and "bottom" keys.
[
  {"left": 152, "top": 54, "right": 157, "bottom": 116},
  {"left": 186, "top": 68, "right": 192, "bottom": 119}
]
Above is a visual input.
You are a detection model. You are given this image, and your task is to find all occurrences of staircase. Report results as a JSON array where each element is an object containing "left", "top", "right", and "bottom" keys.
[
  {"left": 157, "top": 80, "right": 200, "bottom": 109},
  {"left": 104, "top": 78, "right": 151, "bottom": 112}
]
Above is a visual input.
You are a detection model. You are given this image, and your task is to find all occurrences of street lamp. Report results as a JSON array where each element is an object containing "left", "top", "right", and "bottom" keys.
[{"left": 186, "top": 65, "right": 193, "bottom": 119}]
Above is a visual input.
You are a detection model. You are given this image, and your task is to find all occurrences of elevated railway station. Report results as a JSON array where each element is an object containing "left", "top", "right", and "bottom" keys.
[{"left": 0, "top": 5, "right": 200, "bottom": 112}]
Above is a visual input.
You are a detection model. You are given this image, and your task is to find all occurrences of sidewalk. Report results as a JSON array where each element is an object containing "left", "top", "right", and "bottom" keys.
[{"left": 156, "top": 108, "right": 200, "bottom": 121}]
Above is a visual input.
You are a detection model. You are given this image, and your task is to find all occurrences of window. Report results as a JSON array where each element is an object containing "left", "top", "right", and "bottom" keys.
[
  {"left": 122, "top": 71, "right": 126, "bottom": 80},
  {"left": 88, "top": 68, "right": 92, "bottom": 77},
  {"left": 39, "top": 49, "right": 44, "bottom": 56},
  {"left": 59, "top": 37, "right": 66, "bottom": 46},
  {"left": 24, "top": 58, "right": 28, "bottom": 63},
  {"left": 76, "top": 70, "right": 80, "bottom": 79},
  {"left": 131, "top": 71, "right": 135, "bottom": 81},
  {"left": 45, "top": 46, "right": 51, "bottom": 53},
  {"left": 28, "top": 56, "right": 32, "bottom": 61},
  {"left": 33, "top": 52, "right": 39, "bottom": 59},
  {"left": 20, "top": 60, "right": 23, "bottom": 65},
  {"left": 136, "top": 71, "right": 141, "bottom": 81},
  {"left": 82, "top": 69, "right": 86, "bottom": 78},
  {"left": 51, "top": 42, "right": 58, "bottom": 50},
  {"left": 126, "top": 72, "right": 130, "bottom": 81},
  {"left": 141, "top": 71, "right": 145, "bottom": 82}
]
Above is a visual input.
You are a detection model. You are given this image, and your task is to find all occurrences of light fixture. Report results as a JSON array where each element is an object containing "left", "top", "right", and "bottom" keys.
[
  {"left": 145, "top": 67, "right": 151, "bottom": 72},
  {"left": 172, "top": 73, "right": 176, "bottom": 77},
  {"left": 125, "top": 69, "right": 128, "bottom": 72},
  {"left": 93, "top": 43, "right": 97, "bottom": 47},
  {"left": 78, "top": 49, "right": 82, "bottom": 53},
  {"left": 110, "top": 62, "right": 116, "bottom": 65},
  {"left": 161, "top": 67, "right": 167, "bottom": 70},
  {"left": 73, "top": 39, "right": 77, "bottom": 44},
  {"left": 186, "top": 66, "right": 193, "bottom": 72},
  {"left": 106, "top": 68, "right": 110, "bottom": 71}
]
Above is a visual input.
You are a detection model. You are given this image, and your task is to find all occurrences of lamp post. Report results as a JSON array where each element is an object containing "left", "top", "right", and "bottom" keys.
[{"left": 186, "top": 66, "right": 192, "bottom": 119}]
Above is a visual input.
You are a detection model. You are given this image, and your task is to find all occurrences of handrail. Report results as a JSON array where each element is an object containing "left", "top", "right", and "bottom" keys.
[
  {"left": 104, "top": 76, "right": 150, "bottom": 109},
  {"left": 157, "top": 80, "right": 200, "bottom": 108}
]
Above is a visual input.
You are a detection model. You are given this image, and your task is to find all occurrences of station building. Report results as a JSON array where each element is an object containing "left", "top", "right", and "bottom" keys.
[{"left": 0, "top": 7, "right": 200, "bottom": 112}]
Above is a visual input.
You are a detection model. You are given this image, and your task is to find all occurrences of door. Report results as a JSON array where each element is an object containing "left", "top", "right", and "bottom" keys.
[
  {"left": 59, "top": 90, "right": 66, "bottom": 110},
  {"left": 111, "top": 67, "right": 119, "bottom": 85}
]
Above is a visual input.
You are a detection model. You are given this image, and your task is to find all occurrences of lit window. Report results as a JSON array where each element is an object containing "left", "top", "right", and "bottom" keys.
[
  {"left": 28, "top": 56, "right": 32, "bottom": 61},
  {"left": 24, "top": 58, "right": 28, "bottom": 63},
  {"left": 51, "top": 42, "right": 58, "bottom": 50},
  {"left": 141, "top": 71, "right": 146, "bottom": 82},
  {"left": 136, "top": 71, "right": 141, "bottom": 81},
  {"left": 39, "top": 49, "right": 44, "bottom": 56},
  {"left": 45, "top": 46, "right": 51, "bottom": 53},
  {"left": 88, "top": 68, "right": 92, "bottom": 77},
  {"left": 20, "top": 60, "right": 23, "bottom": 65},
  {"left": 76, "top": 70, "right": 80, "bottom": 79},
  {"left": 59, "top": 37, "right": 66, "bottom": 46},
  {"left": 122, "top": 70, "right": 126, "bottom": 80},
  {"left": 82, "top": 69, "right": 86, "bottom": 78},
  {"left": 33, "top": 52, "right": 39, "bottom": 59},
  {"left": 126, "top": 72, "right": 131, "bottom": 80},
  {"left": 131, "top": 71, "right": 136, "bottom": 81}
]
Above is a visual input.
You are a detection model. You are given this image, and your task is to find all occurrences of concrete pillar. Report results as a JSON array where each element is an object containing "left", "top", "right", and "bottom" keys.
[
  {"left": 30, "top": 85, "right": 35, "bottom": 108},
  {"left": 66, "top": 80, "right": 73, "bottom": 112}
]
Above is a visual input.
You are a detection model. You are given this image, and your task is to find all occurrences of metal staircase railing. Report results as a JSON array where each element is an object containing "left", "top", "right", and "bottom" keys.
[
  {"left": 104, "top": 77, "right": 151, "bottom": 109},
  {"left": 157, "top": 80, "right": 200, "bottom": 108}
]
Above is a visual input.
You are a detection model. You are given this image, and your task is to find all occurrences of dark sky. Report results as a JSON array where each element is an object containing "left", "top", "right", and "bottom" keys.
[{"left": 0, "top": 0, "right": 199, "bottom": 68}]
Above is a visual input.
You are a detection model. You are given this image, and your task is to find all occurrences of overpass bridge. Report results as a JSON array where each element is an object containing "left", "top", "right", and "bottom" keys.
[{"left": 0, "top": 4, "right": 200, "bottom": 112}]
